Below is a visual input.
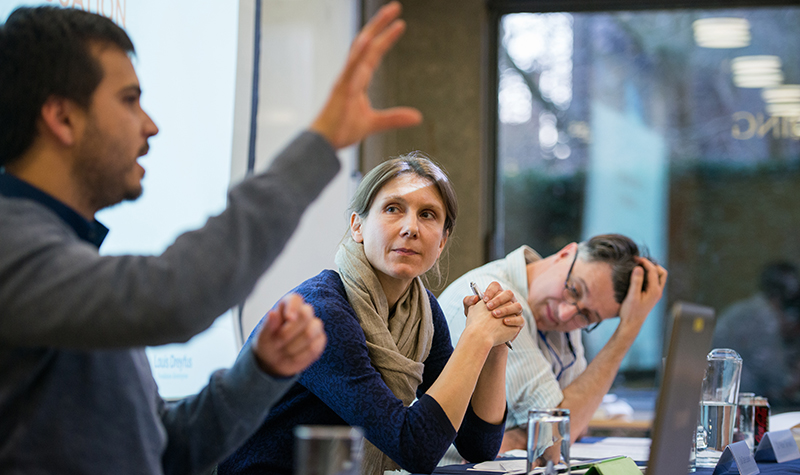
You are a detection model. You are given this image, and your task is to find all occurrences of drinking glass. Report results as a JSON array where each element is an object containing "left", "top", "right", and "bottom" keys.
[
  {"left": 694, "top": 348, "right": 742, "bottom": 469},
  {"left": 527, "top": 409, "right": 570, "bottom": 475},
  {"left": 294, "top": 426, "right": 364, "bottom": 475},
  {"left": 734, "top": 392, "right": 756, "bottom": 452}
]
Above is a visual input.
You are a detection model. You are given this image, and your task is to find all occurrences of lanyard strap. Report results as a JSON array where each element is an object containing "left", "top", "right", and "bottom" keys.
[{"left": 538, "top": 330, "right": 576, "bottom": 382}]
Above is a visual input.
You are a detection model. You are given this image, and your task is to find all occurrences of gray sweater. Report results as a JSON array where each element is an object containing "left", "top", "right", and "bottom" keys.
[{"left": 0, "top": 132, "right": 340, "bottom": 475}]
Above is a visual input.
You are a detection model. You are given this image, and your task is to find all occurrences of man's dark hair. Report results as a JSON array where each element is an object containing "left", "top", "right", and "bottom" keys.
[
  {"left": 0, "top": 6, "right": 134, "bottom": 166},
  {"left": 578, "top": 234, "right": 650, "bottom": 304},
  {"left": 759, "top": 261, "right": 799, "bottom": 308}
]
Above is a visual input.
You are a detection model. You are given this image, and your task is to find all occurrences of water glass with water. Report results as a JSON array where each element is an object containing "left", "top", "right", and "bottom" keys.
[
  {"left": 527, "top": 409, "right": 570, "bottom": 475},
  {"left": 734, "top": 392, "right": 757, "bottom": 452},
  {"left": 694, "top": 348, "right": 742, "bottom": 469},
  {"left": 294, "top": 426, "right": 364, "bottom": 475}
]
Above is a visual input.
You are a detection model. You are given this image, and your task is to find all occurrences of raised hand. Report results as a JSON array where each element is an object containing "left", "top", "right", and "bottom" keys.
[
  {"left": 618, "top": 257, "right": 668, "bottom": 333},
  {"left": 251, "top": 293, "right": 327, "bottom": 378},
  {"left": 310, "top": 1, "right": 422, "bottom": 149}
]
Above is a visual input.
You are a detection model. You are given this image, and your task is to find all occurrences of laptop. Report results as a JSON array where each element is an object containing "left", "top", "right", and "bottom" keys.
[{"left": 646, "top": 301, "right": 716, "bottom": 475}]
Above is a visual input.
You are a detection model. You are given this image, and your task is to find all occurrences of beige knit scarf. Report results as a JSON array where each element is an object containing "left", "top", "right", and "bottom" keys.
[{"left": 334, "top": 237, "right": 435, "bottom": 475}]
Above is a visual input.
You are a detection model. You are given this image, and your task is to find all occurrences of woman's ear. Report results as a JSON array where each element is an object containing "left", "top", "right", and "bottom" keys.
[
  {"left": 349, "top": 212, "right": 364, "bottom": 243},
  {"left": 436, "top": 230, "right": 449, "bottom": 256}
]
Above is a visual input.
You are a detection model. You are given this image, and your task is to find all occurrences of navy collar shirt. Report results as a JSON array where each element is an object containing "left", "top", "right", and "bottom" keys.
[{"left": 0, "top": 171, "right": 109, "bottom": 248}]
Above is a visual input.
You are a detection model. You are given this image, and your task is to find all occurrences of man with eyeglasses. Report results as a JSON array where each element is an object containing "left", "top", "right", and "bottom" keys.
[{"left": 439, "top": 234, "right": 667, "bottom": 452}]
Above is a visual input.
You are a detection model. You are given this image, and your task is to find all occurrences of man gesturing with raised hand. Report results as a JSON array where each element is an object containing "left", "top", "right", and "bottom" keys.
[{"left": 0, "top": 3, "right": 418, "bottom": 474}]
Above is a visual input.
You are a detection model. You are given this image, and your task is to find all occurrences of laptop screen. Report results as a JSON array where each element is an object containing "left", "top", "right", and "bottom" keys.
[{"left": 647, "top": 302, "right": 716, "bottom": 475}]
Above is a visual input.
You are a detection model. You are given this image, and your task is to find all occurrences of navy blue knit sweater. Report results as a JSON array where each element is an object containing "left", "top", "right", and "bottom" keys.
[{"left": 219, "top": 270, "right": 505, "bottom": 475}]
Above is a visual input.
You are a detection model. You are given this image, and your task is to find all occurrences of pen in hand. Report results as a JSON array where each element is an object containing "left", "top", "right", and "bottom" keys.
[{"left": 470, "top": 282, "right": 513, "bottom": 350}]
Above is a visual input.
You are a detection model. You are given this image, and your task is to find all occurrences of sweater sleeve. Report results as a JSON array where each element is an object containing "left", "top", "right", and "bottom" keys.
[
  {"left": 421, "top": 293, "right": 506, "bottom": 463},
  {"left": 0, "top": 131, "right": 339, "bottom": 348},
  {"left": 160, "top": 343, "right": 299, "bottom": 475}
]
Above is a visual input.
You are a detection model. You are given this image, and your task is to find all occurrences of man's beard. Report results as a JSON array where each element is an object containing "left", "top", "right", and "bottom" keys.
[{"left": 71, "top": 123, "right": 144, "bottom": 213}]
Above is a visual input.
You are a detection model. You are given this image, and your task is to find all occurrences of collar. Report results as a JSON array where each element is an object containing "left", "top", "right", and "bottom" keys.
[
  {"left": 505, "top": 245, "right": 542, "bottom": 296},
  {"left": 0, "top": 172, "right": 109, "bottom": 248}
]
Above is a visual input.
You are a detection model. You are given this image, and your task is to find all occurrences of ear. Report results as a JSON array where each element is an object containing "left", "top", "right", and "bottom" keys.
[
  {"left": 349, "top": 212, "right": 364, "bottom": 243},
  {"left": 39, "top": 96, "right": 84, "bottom": 147},
  {"left": 436, "top": 230, "right": 449, "bottom": 257},
  {"left": 556, "top": 242, "right": 578, "bottom": 261}
]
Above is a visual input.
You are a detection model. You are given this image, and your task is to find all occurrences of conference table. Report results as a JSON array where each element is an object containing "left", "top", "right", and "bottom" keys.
[
  {"left": 432, "top": 456, "right": 800, "bottom": 474},
  {"left": 430, "top": 407, "right": 800, "bottom": 474},
  {"left": 431, "top": 435, "right": 800, "bottom": 475}
]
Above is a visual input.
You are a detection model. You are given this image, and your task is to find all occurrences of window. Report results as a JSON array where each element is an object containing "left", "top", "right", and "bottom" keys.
[{"left": 495, "top": 3, "right": 800, "bottom": 371}]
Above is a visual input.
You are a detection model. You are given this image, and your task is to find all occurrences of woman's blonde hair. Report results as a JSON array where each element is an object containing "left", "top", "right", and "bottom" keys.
[
  {"left": 348, "top": 152, "right": 458, "bottom": 287},
  {"left": 349, "top": 152, "right": 458, "bottom": 237}
]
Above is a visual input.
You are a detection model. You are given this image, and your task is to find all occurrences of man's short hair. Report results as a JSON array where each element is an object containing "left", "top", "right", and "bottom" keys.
[
  {"left": 578, "top": 234, "right": 649, "bottom": 304},
  {"left": 0, "top": 6, "right": 134, "bottom": 166}
]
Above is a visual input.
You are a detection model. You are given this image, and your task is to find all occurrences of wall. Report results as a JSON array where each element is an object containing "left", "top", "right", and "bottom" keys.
[
  {"left": 362, "top": 0, "right": 493, "bottom": 292},
  {"left": 235, "top": 0, "right": 360, "bottom": 339}
]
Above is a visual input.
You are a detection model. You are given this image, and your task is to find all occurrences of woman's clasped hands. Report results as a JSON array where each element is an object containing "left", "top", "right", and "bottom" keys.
[{"left": 462, "top": 282, "right": 525, "bottom": 348}]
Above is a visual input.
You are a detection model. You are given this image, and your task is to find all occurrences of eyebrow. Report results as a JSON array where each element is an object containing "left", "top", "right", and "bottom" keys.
[
  {"left": 381, "top": 194, "right": 445, "bottom": 213},
  {"left": 119, "top": 84, "right": 142, "bottom": 96},
  {"left": 382, "top": 194, "right": 406, "bottom": 203},
  {"left": 575, "top": 276, "right": 591, "bottom": 297},
  {"left": 574, "top": 276, "right": 602, "bottom": 322},
  {"left": 581, "top": 307, "right": 602, "bottom": 325}
]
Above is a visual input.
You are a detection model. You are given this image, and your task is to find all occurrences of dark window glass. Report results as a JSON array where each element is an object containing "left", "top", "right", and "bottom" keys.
[{"left": 496, "top": 7, "right": 800, "bottom": 370}]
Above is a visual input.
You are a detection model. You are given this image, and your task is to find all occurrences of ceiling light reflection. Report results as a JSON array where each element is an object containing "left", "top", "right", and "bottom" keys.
[
  {"left": 693, "top": 17, "right": 751, "bottom": 49},
  {"left": 765, "top": 104, "right": 800, "bottom": 117},
  {"left": 731, "top": 55, "right": 784, "bottom": 88},
  {"left": 763, "top": 85, "right": 800, "bottom": 117},
  {"left": 762, "top": 85, "right": 800, "bottom": 103}
]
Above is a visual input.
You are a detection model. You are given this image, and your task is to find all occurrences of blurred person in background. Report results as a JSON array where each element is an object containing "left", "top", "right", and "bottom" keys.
[{"left": 713, "top": 261, "right": 800, "bottom": 408}]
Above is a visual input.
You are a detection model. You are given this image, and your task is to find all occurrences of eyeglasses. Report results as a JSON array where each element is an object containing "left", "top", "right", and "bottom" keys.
[{"left": 563, "top": 249, "right": 602, "bottom": 333}]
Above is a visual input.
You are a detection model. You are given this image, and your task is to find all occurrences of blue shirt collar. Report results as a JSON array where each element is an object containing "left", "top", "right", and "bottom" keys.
[{"left": 0, "top": 171, "right": 109, "bottom": 248}]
